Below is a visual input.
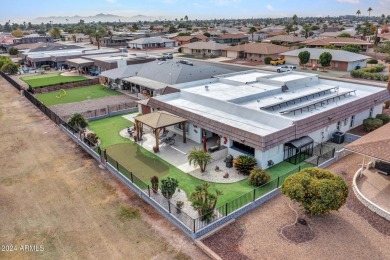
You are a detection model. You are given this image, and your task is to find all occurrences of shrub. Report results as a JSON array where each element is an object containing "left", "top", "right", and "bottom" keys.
[
  {"left": 375, "top": 113, "right": 390, "bottom": 124},
  {"left": 264, "top": 57, "right": 272, "bottom": 64},
  {"left": 151, "top": 176, "right": 159, "bottom": 193},
  {"left": 363, "top": 118, "right": 383, "bottom": 132},
  {"left": 248, "top": 168, "right": 271, "bottom": 187},
  {"left": 67, "top": 113, "right": 88, "bottom": 131},
  {"left": 187, "top": 148, "right": 212, "bottom": 173},
  {"left": 0, "top": 62, "right": 19, "bottom": 74},
  {"left": 281, "top": 168, "right": 349, "bottom": 215},
  {"left": 8, "top": 47, "right": 19, "bottom": 55},
  {"left": 161, "top": 177, "right": 179, "bottom": 199},
  {"left": 234, "top": 155, "right": 257, "bottom": 175},
  {"left": 84, "top": 132, "right": 99, "bottom": 146},
  {"left": 367, "top": 59, "right": 378, "bottom": 64}
]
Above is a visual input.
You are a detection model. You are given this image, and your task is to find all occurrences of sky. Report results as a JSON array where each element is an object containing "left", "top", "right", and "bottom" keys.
[{"left": 0, "top": 0, "right": 389, "bottom": 23}]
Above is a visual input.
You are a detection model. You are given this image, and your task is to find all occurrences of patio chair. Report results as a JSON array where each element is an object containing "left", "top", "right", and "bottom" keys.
[{"left": 159, "top": 130, "right": 169, "bottom": 139}]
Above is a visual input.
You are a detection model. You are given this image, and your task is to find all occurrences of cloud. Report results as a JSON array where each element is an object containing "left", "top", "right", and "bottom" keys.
[
  {"left": 336, "top": 0, "right": 359, "bottom": 3},
  {"left": 266, "top": 4, "right": 273, "bottom": 10}
]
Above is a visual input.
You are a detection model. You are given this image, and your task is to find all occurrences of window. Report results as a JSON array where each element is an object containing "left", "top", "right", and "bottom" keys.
[
  {"left": 174, "top": 122, "right": 189, "bottom": 133},
  {"left": 231, "top": 141, "right": 255, "bottom": 156},
  {"left": 337, "top": 121, "right": 341, "bottom": 131},
  {"left": 350, "top": 115, "right": 355, "bottom": 128},
  {"left": 343, "top": 118, "right": 348, "bottom": 126},
  {"left": 369, "top": 107, "right": 374, "bottom": 118}
]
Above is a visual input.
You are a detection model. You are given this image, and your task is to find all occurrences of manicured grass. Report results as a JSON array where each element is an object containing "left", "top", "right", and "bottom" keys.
[
  {"left": 88, "top": 115, "right": 315, "bottom": 208},
  {"left": 21, "top": 73, "right": 88, "bottom": 88},
  {"left": 36, "top": 85, "right": 122, "bottom": 106}
]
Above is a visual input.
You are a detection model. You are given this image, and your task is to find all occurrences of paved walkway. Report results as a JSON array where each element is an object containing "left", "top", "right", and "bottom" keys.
[{"left": 356, "top": 168, "right": 390, "bottom": 213}]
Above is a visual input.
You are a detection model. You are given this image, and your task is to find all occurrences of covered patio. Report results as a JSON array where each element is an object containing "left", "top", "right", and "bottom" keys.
[
  {"left": 284, "top": 136, "right": 314, "bottom": 165},
  {"left": 134, "top": 111, "right": 187, "bottom": 153}
]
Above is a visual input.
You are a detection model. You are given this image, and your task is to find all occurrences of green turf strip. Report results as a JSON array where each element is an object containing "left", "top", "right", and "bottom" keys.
[{"left": 21, "top": 73, "right": 88, "bottom": 88}]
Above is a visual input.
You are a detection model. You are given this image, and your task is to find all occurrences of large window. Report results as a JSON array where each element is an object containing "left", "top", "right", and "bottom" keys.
[{"left": 231, "top": 141, "right": 255, "bottom": 156}]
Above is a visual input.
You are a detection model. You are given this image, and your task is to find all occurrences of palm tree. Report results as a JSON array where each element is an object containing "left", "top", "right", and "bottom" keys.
[
  {"left": 187, "top": 148, "right": 212, "bottom": 173},
  {"left": 302, "top": 26, "right": 311, "bottom": 39},
  {"left": 322, "top": 23, "right": 328, "bottom": 32},
  {"left": 249, "top": 27, "right": 257, "bottom": 42},
  {"left": 88, "top": 26, "right": 107, "bottom": 50},
  {"left": 368, "top": 7, "right": 373, "bottom": 18},
  {"left": 356, "top": 10, "right": 361, "bottom": 17},
  {"left": 221, "top": 29, "right": 228, "bottom": 35},
  {"left": 284, "top": 23, "right": 293, "bottom": 34}
]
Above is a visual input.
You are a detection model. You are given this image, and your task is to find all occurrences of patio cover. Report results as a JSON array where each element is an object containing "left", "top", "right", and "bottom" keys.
[
  {"left": 285, "top": 136, "right": 313, "bottom": 149},
  {"left": 134, "top": 111, "right": 187, "bottom": 152},
  {"left": 345, "top": 123, "right": 390, "bottom": 163},
  {"left": 65, "top": 58, "right": 94, "bottom": 67},
  {"left": 123, "top": 76, "right": 168, "bottom": 90}
]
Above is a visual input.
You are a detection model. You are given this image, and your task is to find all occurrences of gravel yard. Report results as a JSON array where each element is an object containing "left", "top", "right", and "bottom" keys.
[
  {"left": 203, "top": 153, "right": 390, "bottom": 260},
  {"left": 50, "top": 95, "right": 138, "bottom": 118}
]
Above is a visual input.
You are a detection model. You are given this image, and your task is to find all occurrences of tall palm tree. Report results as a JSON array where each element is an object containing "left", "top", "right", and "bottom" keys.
[
  {"left": 356, "top": 10, "right": 361, "bottom": 17},
  {"left": 284, "top": 23, "right": 293, "bottom": 34},
  {"left": 249, "top": 27, "right": 257, "bottom": 42},
  {"left": 187, "top": 148, "right": 212, "bottom": 173},
  {"left": 322, "top": 24, "right": 328, "bottom": 32},
  {"left": 368, "top": 7, "right": 373, "bottom": 18},
  {"left": 88, "top": 26, "right": 107, "bottom": 50}
]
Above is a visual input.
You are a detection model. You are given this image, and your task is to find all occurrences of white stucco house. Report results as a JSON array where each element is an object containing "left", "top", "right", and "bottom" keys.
[{"left": 147, "top": 70, "right": 389, "bottom": 169}]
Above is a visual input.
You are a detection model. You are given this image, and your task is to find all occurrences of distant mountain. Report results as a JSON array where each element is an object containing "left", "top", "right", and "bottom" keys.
[{"left": 32, "top": 13, "right": 159, "bottom": 24}]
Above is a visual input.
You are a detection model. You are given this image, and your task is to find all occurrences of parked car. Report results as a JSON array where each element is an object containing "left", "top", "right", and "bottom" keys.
[
  {"left": 178, "top": 60, "right": 193, "bottom": 66},
  {"left": 270, "top": 58, "right": 286, "bottom": 65},
  {"left": 276, "top": 65, "right": 296, "bottom": 73},
  {"left": 162, "top": 53, "right": 173, "bottom": 59}
]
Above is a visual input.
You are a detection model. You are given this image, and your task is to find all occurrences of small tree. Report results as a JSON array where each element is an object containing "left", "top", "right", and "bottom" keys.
[
  {"left": 298, "top": 50, "right": 310, "bottom": 69},
  {"left": 8, "top": 47, "right": 19, "bottom": 56},
  {"left": 187, "top": 148, "right": 212, "bottom": 173},
  {"left": 233, "top": 155, "right": 257, "bottom": 175},
  {"left": 84, "top": 132, "right": 99, "bottom": 146},
  {"left": 337, "top": 32, "right": 352, "bottom": 38},
  {"left": 248, "top": 168, "right": 271, "bottom": 187},
  {"left": 319, "top": 51, "right": 332, "bottom": 71},
  {"left": 150, "top": 176, "right": 159, "bottom": 193},
  {"left": 49, "top": 27, "right": 62, "bottom": 39},
  {"left": 281, "top": 168, "right": 349, "bottom": 215},
  {"left": 249, "top": 27, "right": 257, "bottom": 42},
  {"left": 161, "top": 177, "right": 179, "bottom": 199},
  {"left": 11, "top": 29, "right": 24, "bottom": 37},
  {"left": 67, "top": 113, "right": 88, "bottom": 131},
  {"left": 190, "top": 182, "right": 223, "bottom": 222}
]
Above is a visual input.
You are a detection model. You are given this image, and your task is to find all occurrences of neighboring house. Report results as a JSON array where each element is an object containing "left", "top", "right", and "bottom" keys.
[
  {"left": 128, "top": 36, "right": 177, "bottom": 49},
  {"left": 172, "top": 35, "right": 208, "bottom": 46},
  {"left": 99, "top": 36, "right": 129, "bottom": 48},
  {"left": 281, "top": 48, "right": 370, "bottom": 71},
  {"left": 224, "top": 43, "right": 289, "bottom": 61},
  {"left": 179, "top": 42, "right": 228, "bottom": 57},
  {"left": 12, "top": 34, "right": 53, "bottom": 44},
  {"left": 262, "top": 35, "right": 307, "bottom": 45},
  {"left": 211, "top": 33, "right": 248, "bottom": 44},
  {"left": 100, "top": 59, "right": 240, "bottom": 97},
  {"left": 147, "top": 70, "right": 389, "bottom": 169},
  {"left": 63, "top": 33, "right": 91, "bottom": 43},
  {"left": 302, "top": 37, "right": 373, "bottom": 52}
]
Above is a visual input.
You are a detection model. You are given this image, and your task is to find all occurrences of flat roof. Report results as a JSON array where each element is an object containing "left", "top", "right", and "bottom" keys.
[{"left": 152, "top": 70, "right": 385, "bottom": 137}]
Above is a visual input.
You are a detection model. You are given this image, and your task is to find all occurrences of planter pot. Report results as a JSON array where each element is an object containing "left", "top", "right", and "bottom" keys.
[{"left": 133, "top": 135, "right": 138, "bottom": 142}]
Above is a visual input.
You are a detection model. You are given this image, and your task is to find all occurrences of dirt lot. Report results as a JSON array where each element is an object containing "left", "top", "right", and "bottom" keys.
[
  {"left": 0, "top": 78, "right": 208, "bottom": 259},
  {"left": 204, "top": 154, "right": 390, "bottom": 260}
]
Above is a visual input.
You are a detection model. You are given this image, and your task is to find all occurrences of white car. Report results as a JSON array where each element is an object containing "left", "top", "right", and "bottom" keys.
[{"left": 276, "top": 65, "right": 296, "bottom": 73}]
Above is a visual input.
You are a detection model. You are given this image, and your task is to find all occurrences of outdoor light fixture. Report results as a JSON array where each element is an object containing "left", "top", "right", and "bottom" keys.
[
  {"left": 267, "top": 160, "right": 274, "bottom": 167},
  {"left": 241, "top": 139, "right": 245, "bottom": 143},
  {"left": 328, "top": 116, "right": 332, "bottom": 120}
]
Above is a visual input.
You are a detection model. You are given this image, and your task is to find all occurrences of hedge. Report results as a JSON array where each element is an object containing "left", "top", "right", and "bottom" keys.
[{"left": 350, "top": 64, "right": 388, "bottom": 81}]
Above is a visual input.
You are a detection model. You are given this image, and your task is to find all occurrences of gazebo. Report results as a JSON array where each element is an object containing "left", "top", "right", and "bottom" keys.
[{"left": 134, "top": 111, "right": 187, "bottom": 152}]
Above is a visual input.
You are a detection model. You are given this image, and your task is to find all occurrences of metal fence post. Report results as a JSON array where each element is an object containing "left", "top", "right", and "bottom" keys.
[
  {"left": 253, "top": 189, "right": 256, "bottom": 201},
  {"left": 116, "top": 161, "right": 119, "bottom": 171},
  {"left": 298, "top": 166, "right": 301, "bottom": 172},
  {"left": 193, "top": 219, "right": 196, "bottom": 232},
  {"left": 277, "top": 176, "right": 280, "bottom": 188},
  {"left": 148, "top": 185, "right": 150, "bottom": 197},
  {"left": 168, "top": 200, "right": 171, "bottom": 213},
  {"left": 130, "top": 172, "right": 134, "bottom": 183},
  {"left": 225, "top": 203, "right": 228, "bottom": 216}
]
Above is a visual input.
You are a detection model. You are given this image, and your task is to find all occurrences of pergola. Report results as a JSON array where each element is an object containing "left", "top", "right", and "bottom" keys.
[{"left": 134, "top": 111, "right": 187, "bottom": 152}]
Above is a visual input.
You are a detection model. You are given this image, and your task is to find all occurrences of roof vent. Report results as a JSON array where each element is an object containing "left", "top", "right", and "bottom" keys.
[
  {"left": 205, "top": 85, "right": 209, "bottom": 90},
  {"left": 257, "top": 99, "right": 260, "bottom": 102}
]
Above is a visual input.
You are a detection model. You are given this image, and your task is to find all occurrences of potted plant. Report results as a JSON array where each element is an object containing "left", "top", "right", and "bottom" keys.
[{"left": 176, "top": 201, "right": 184, "bottom": 214}]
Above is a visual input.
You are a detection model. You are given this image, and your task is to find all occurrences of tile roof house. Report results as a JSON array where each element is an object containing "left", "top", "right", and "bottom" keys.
[
  {"left": 281, "top": 48, "right": 370, "bottom": 71},
  {"left": 172, "top": 35, "right": 208, "bottom": 45},
  {"left": 224, "top": 43, "right": 290, "bottom": 62},
  {"left": 301, "top": 37, "right": 373, "bottom": 51},
  {"left": 211, "top": 33, "right": 249, "bottom": 44},
  {"left": 179, "top": 42, "right": 229, "bottom": 57},
  {"left": 262, "top": 35, "right": 307, "bottom": 45}
]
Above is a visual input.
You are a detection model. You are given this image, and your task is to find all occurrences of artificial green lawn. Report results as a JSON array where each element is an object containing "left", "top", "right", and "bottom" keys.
[
  {"left": 21, "top": 73, "right": 88, "bottom": 88},
  {"left": 89, "top": 114, "right": 313, "bottom": 208},
  {"left": 36, "top": 85, "right": 122, "bottom": 106}
]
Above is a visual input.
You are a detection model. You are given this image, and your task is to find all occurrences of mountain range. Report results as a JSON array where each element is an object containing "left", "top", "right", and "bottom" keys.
[{"left": 32, "top": 13, "right": 162, "bottom": 24}]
